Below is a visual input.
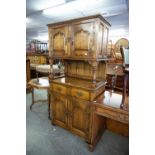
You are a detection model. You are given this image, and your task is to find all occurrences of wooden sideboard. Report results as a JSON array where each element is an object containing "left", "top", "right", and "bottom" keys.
[
  {"left": 26, "top": 53, "right": 48, "bottom": 64},
  {"left": 26, "top": 53, "right": 49, "bottom": 78},
  {"left": 50, "top": 77, "right": 106, "bottom": 143},
  {"left": 47, "top": 15, "right": 128, "bottom": 151}
]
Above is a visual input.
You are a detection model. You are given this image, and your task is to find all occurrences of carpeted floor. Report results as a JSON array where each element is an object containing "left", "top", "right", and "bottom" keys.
[{"left": 26, "top": 89, "right": 129, "bottom": 155}]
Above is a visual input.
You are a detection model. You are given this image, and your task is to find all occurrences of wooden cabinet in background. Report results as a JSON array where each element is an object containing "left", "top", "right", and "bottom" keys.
[
  {"left": 26, "top": 59, "right": 31, "bottom": 82},
  {"left": 26, "top": 53, "right": 48, "bottom": 64},
  {"left": 26, "top": 59, "right": 31, "bottom": 93}
]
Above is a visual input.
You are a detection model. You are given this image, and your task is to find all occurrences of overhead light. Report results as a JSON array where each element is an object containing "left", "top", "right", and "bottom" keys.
[
  {"left": 43, "top": 1, "right": 75, "bottom": 16},
  {"left": 46, "top": 0, "right": 66, "bottom": 8},
  {"left": 26, "top": 18, "right": 29, "bottom": 23},
  {"left": 43, "top": 0, "right": 98, "bottom": 16},
  {"left": 43, "top": 0, "right": 66, "bottom": 14},
  {"left": 26, "top": 17, "right": 31, "bottom": 24}
]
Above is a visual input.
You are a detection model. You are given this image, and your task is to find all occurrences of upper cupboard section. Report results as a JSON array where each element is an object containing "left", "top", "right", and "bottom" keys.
[{"left": 48, "top": 15, "right": 110, "bottom": 59}]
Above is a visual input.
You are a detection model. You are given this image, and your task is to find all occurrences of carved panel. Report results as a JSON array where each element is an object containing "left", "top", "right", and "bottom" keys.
[
  {"left": 71, "top": 22, "right": 95, "bottom": 57},
  {"left": 66, "top": 61, "right": 106, "bottom": 80},
  {"left": 52, "top": 93, "right": 68, "bottom": 126},
  {"left": 48, "top": 25, "right": 69, "bottom": 56},
  {"left": 75, "top": 29, "right": 89, "bottom": 50},
  {"left": 68, "top": 98, "right": 91, "bottom": 137},
  {"left": 53, "top": 32, "right": 65, "bottom": 51}
]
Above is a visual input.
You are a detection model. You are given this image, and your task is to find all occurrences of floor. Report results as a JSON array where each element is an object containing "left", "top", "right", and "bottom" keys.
[{"left": 26, "top": 89, "right": 129, "bottom": 155}]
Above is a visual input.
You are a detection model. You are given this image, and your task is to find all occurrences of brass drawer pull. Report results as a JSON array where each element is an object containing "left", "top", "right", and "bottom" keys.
[
  {"left": 76, "top": 91, "right": 83, "bottom": 96},
  {"left": 118, "top": 114, "right": 125, "bottom": 121}
]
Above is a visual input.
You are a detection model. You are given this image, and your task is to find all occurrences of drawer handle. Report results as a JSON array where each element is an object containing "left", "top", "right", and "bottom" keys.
[
  {"left": 76, "top": 91, "right": 83, "bottom": 97},
  {"left": 118, "top": 114, "right": 125, "bottom": 121}
]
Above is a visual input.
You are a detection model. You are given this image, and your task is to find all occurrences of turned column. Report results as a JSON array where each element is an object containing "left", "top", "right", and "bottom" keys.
[
  {"left": 88, "top": 61, "right": 99, "bottom": 84},
  {"left": 49, "top": 57, "right": 54, "bottom": 80}
]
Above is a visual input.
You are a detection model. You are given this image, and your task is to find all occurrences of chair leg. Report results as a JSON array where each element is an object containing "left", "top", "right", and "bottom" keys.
[{"left": 30, "top": 88, "right": 34, "bottom": 110}]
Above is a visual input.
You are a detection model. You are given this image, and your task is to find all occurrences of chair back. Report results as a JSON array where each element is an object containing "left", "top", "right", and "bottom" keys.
[{"left": 120, "top": 46, "right": 129, "bottom": 67}]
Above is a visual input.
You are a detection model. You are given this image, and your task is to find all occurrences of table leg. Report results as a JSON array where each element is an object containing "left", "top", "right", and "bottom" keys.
[
  {"left": 121, "top": 73, "right": 128, "bottom": 109},
  {"left": 30, "top": 88, "right": 34, "bottom": 110}
]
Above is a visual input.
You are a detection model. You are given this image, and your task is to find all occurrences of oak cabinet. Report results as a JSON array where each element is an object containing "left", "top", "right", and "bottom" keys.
[
  {"left": 48, "top": 15, "right": 111, "bottom": 151},
  {"left": 48, "top": 15, "right": 110, "bottom": 59}
]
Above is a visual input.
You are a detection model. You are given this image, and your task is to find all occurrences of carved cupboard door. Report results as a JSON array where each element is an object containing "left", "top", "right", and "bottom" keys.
[
  {"left": 48, "top": 26, "right": 70, "bottom": 57},
  {"left": 70, "top": 21, "right": 96, "bottom": 58},
  {"left": 68, "top": 97, "right": 92, "bottom": 140},
  {"left": 51, "top": 93, "right": 68, "bottom": 128}
]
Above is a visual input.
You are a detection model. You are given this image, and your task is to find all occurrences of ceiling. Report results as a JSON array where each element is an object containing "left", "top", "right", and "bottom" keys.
[{"left": 26, "top": 0, "right": 129, "bottom": 43}]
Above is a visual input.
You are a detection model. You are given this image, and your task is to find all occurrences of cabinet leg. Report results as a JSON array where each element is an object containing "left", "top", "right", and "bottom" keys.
[
  {"left": 88, "top": 144, "right": 95, "bottom": 152},
  {"left": 51, "top": 122, "right": 56, "bottom": 126}
]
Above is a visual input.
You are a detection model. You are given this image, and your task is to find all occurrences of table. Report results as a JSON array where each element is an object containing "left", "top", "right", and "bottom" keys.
[
  {"left": 93, "top": 90, "right": 129, "bottom": 136},
  {"left": 28, "top": 77, "right": 50, "bottom": 119}
]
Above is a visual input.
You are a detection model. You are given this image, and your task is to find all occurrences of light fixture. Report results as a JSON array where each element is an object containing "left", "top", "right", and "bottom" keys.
[
  {"left": 26, "top": 17, "right": 30, "bottom": 23},
  {"left": 46, "top": 0, "right": 66, "bottom": 8},
  {"left": 43, "top": 0, "right": 101, "bottom": 16},
  {"left": 43, "top": 0, "right": 66, "bottom": 15}
]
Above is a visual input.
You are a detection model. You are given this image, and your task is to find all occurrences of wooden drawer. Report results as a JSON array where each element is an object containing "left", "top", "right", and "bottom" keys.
[
  {"left": 71, "top": 88, "right": 89, "bottom": 100},
  {"left": 116, "top": 114, "right": 129, "bottom": 123},
  {"left": 52, "top": 84, "right": 67, "bottom": 95},
  {"left": 95, "top": 107, "right": 128, "bottom": 124},
  {"left": 96, "top": 107, "right": 117, "bottom": 118}
]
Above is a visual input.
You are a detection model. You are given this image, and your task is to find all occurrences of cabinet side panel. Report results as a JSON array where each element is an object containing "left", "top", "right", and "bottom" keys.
[{"left": 102, "top": 26, "right": 109, "bottom": 57}]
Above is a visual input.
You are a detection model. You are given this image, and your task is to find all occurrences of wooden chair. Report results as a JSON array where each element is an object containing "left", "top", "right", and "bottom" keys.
[
  {"left": 120, "top": 46, "right": 129, "bottom": 109},
  {"left": 120, "top": 46, "right": 129, "bottom": 68}
]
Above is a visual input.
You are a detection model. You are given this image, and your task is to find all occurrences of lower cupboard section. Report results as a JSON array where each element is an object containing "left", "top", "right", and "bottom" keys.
[
  {"left": 51, "top": 92, "right": 93, "bottom": 141},
  {"left": 50, "top": 92, "right": 129, "bottom": 151}
]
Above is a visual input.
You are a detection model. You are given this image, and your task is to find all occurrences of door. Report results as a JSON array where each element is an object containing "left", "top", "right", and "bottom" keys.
[
  {"left": 68, "top": 97, "right": 92, "bottom": 139},
  {"left": 48, "top": 25, "right": 70, "bottom": 57},
  {"left": 51, "top": 93, "right": 68, "bottom": 128},
  {"left": 70, "top": 21, "right": 96, "bottom": 58}
]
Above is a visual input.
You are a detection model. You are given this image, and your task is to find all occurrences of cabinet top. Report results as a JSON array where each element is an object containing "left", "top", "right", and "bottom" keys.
[
  {"left": 47, "top": 14, "right": 111, "bottom": 27},
  {"left": 51, "top": 77, "right": 106, "bottom": 91}
]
